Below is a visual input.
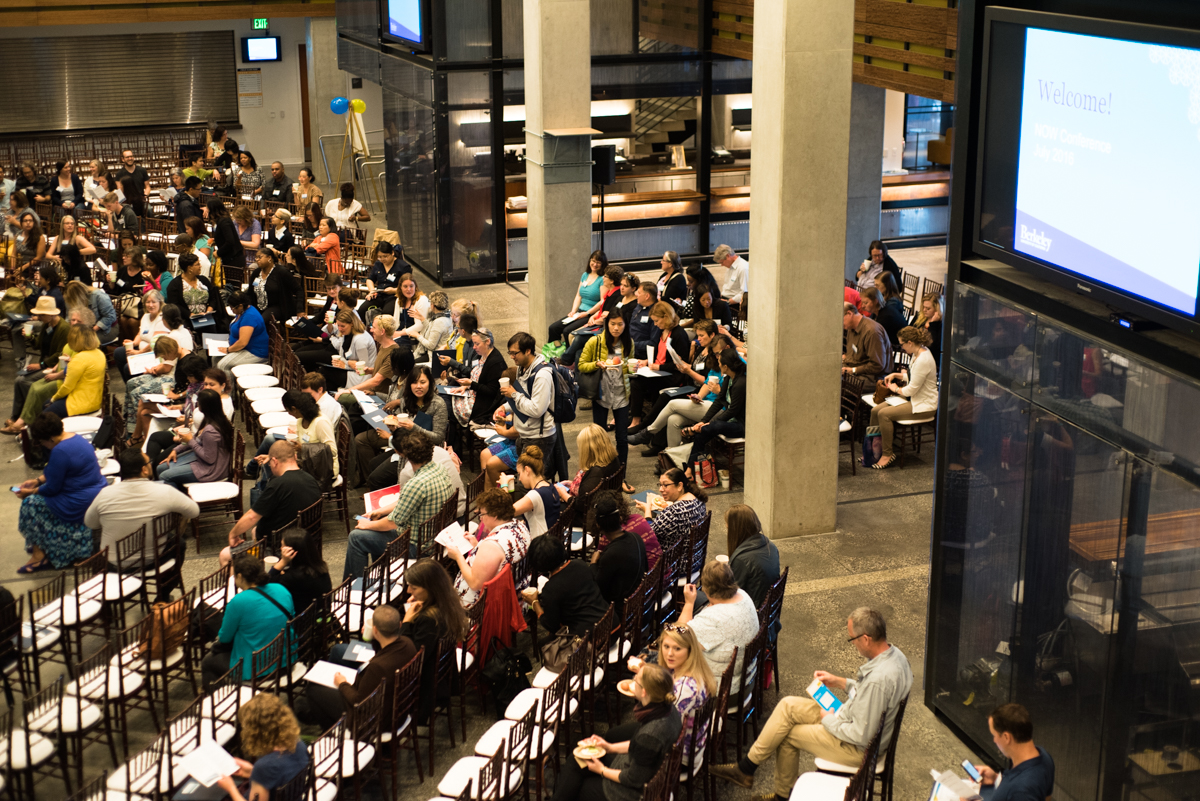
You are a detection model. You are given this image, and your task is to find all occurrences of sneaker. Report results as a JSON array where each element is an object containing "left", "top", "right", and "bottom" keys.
[
  {"left": 627, "top": 429, "right": 653, "bottom": 446},
  {"left": 709, "top": 763, "right": 754, "bottom": 788}
]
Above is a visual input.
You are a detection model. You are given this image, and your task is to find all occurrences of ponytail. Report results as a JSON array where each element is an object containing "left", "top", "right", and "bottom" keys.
[{"left": 662, "top": 466, "right": 708, "bottom": 503}]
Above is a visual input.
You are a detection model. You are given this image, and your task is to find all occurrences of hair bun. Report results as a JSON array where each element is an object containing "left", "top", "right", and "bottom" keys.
[
  {"left": 665, "top": 692, "right": 677, "bottom": 703},
  {"left": 524, "top": 445, "right": 543, "bottom": 459}
]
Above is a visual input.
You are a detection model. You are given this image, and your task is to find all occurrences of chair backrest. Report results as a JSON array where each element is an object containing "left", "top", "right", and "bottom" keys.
[
  {"left": 880, "top": 694, "right": 909, "bottom": 773},
  {"left": 637, "top": 560, "right": 665, "bottom": 654},
  {"left": 71, "top": 549, "right": 109, "bottom": 610},
  {"left": 290, "top": 600, "right": 322, "bottom": 667},
  {"left": 308, "top": 715, "right": 345, "bottom": 791},
  {"left": 390, "top": 647, "right": 424, "bottom": 735},
  {"left": 588, "top": 604, "right": 614, "bottom": 690},
  {"left": 323, "top": 575, "right": 354, "bottom": 645},
  {"left": 477, "top": 748, "right": 505, "bottom": 801},
  {"left": 166, "top": 694, "right": 205, "bottom": 764},
  {"left": 504, "top": 703, "right": 537, "bottom": 795},
  {"left": 360, "top": 552, "right": 388, "bottom": 616},
  {"left": 68, "top": 642, "right": 112, "bottom": 714},
  {"left": 612, "top": 575, "right": 642, "bottom": 664},
  {"left": 538, "top": 658, "right": 570, "bottom": 736},
  {"left": 196, "top": 563, "right": 234, "bottom": 630},
  {"left": 686, "top": 512, "right": 712, "bottom": 584},
  {"left": 298, "top": 498, "right": 325, "bottom": 556},
  {"left": 902, "top": 272, "right": 920, "bottom": 309},
  {"left": 230, "top": 537, "right": 266, "bottom": 561},
  {"left": 382, "top": 530, "right": 410, "bottom": 603},
  {"left": 922, "top": 277, "right": 944, "bottom": 298},
  {"left": 459, "top": 593, "right": 486, "bottom": 674},
  {"left": 641, "top": 729, "right": 685, "bottom": 801},
  {"left": 0, "top": 595, "right": 29, "bottom": 700},
  {"left": 113, "top": 733, "right": 166, "bottom": 797},
  {"left": 140, "top": 589, "right": 195, "bottom": 668},
  {"left": 681, "top": 691, "right": 715, "bottom": 779},
  {"left": 274, "top": 759, "right": 311, "bottom": 801},
  {"left": 28, "top": 570, "right": 68, "bottom": 630},
  {"left": 706, "top": 647, "right": 737, "bottom": 768},
  {"left": 22, "top": 674, "right": 64, "bottom": 742},
  {"left": 64, "top": 770, "right": 108, "bottom": 801},
  {"left": 759, "top": 565, "right": 789, "bottom": 629},
  {"left": 844, "top": 709, "right": 889, "bottom": 801},
  {"left": 735, "top": 622, "right": 768, "bottom": 707},
  {"left": 251, "top": 630, "right": 286, "bottom": 692},
  {"left": 462, "top": 471, "right": 486, "bottom": 525},
  {"left": 346, "top": 682, "right": 386, "bottom": 773}
]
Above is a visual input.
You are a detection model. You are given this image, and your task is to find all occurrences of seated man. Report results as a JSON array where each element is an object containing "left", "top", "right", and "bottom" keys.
[
  {"left": 363, "top": 424, "right": 465, "bottom": 516},
  {"left": 841, "top": 301, "right": 891, "bottom": 381},
  {"left": 343, "top": 433, "right": 453, "bottom": 579},
  {"left": 976, "top": 703, "right": 1054, "bottom": 801},
  {"left": 301, "top": 605, "right": 417, "bottom": 730},
  {"left": 222, "top": 440, "right": 323, "bottom": 566},
  {"left": 711, "top": 607, "right": 912, "bottom": 801}
]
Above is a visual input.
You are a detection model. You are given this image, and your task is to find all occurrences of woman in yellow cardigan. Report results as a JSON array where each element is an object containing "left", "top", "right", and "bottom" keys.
[{"left": 45, "top": 324, "right": 106, "bottom": 418}]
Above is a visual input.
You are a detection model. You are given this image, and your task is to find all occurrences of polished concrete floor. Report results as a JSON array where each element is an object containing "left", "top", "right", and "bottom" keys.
[{"left": 0, "top": 246, "right": 980, "bottom": 800}]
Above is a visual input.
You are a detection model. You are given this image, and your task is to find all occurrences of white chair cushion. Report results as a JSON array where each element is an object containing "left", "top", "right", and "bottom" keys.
[
  {"left": 788, "top": 770, "right": 852, "bottom": 801},
  {"left": 30, "top": 699, "right": 102, "bottom": 733},
  {"left": 455, "top": 647, "right": 475, "bottom": 673},
  {"left": 504, "top": 687, "right": 577, "bottom": 722},
  {"left": 75, "top": 664, "right": 144, "bottom": 699},
  {"left": 252, "top": 398, "right": 286, "bottom": 414},
  {"left": 244, "top": 386, "right": 288, "bottom": 402},
  {"left": 34, "top": 597, "right": 103, "bottom": 628},
  {"left": 187, "top": 482, "right": 240, "bottom": 503},
  {"left": 259, "top": 411, "right": 298, "bottom": 429},
  {"left": 230, "top": 364, "right": 274, "bottom": 378},
  {"left": 147, "top": 647, "right": 185, "bottom": 671},
  {"left": 238, "top": 375, "right": 280, "bottom": 390},
  {"left": 607, "top": 638, "right": 631, "bottom": 664},
  {"left": 839, "top": 419, "right": 852, "bottom": 433},
  {"left": 19, "top": 622, "right": 61, "bottom": 652},
  {"left": 717, "top": 435, "right": 746, "bottom": 444},
  {"left": 62, "top": 416, "right": 104, "bottom": 433},
  {"left": 104, "top": 573, "right": 143, "bottom": 601},
  {"left": 860, "top": 393, "right": 879, "bottom": 409},
  {"left": 474, "top": 720, "right": 555, "bottom": 760},
  {"left": 437, "top": 755, "right": 523, "bottom": 799},
  {"left": 106, "top": 758, "right": 172, "bottom": 794},
  {"left": 3, "top": 729, "right": 56, "bottom": 770},
  {"left": 897, "top": 414, "right": 936, "bottom": 426},
  {"left": 315, "top": 741, "right": 377, "bottom": 778},
  {"left": 309, "top": 778, "right": 338, "bottom": 801},
  {"left": 814, "top": 757, "right": 873, "bottom": 775},
  {"left": 379, "top": 715, "right": 413, "bottom": 743}
]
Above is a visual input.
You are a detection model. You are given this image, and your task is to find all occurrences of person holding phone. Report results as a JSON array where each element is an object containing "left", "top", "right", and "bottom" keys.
[{"left": 973, "top": 704, "right": 1054, "bottom": 801}]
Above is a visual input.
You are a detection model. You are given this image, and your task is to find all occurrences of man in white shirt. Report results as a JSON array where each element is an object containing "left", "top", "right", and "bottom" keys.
[{"left": 714, "top": 244, "right": 749, "bottom": 305}]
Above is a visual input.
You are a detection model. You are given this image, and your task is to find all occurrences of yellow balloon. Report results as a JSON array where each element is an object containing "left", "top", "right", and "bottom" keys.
[{"left": 350, "top": 99, "right": 366, "bottom": 114}]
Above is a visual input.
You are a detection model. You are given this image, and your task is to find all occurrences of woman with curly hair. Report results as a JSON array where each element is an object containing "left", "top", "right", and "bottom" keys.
[{"left": 216, "top": 693, "right": 308, "bottom": 801}]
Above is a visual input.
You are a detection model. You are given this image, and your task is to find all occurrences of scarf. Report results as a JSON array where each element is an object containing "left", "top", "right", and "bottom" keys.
[{"left": 633, "top": 700, "right": 672, "bottom": 725}]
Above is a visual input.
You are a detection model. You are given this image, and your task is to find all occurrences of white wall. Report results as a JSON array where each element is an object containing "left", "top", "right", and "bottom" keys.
[
  {"left": 4, "top": 17, "right": 313, "bottom": 165},
  {"left": 883, "top": 89, "right": 906, "bottom": 173}
]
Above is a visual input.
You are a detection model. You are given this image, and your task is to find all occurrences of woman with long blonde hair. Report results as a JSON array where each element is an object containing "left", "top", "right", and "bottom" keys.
[
  {"left": 653, "top": 624, "right": 715, "bottom": 755},
  {"left": 215, "top": 693, "right": 308, "bottom": 801},
  {"left": 558, "top": 423, "right": 624, "bottom": 502}
]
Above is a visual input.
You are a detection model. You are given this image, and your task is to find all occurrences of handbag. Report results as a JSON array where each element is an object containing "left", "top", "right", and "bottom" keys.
[
  {"left": 116, "top": 293, "right": 141, "bottom": 319},
  {"left": 576, "top": 366, "right": 601, "bottom": 400},
  {"left": 137, "top": 601, "right": 190, "bottom": 662},
  {"left": 695, "top": 453, "right": 719, "bottom": 488},
  {"left": 873, "top": 380, "right": 895, "bottom": 406},
  {"left": 539, "top": 626, "right": 586, "bottom": 674},
  {"left": 211, "top": 256, "right": 225, "bottom": 288},
  {"left": 481, "top": 636, "right": 532, "bottom": 719},
  {"left": 862, "top": 425, "right": 882, "bottom": 467}
]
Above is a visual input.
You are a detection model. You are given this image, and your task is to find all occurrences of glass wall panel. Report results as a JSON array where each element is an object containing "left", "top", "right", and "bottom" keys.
[
  {"left": 931, "top": 372, "right": 1030, "bottom": 748},
  {"left": 444, "top": 71, "right": 498, "bottom": 281},
  {"left": 443, "top": 0, "right": 491, "bottom": 62},
  {"left": 951, "top": 283, "right": 1036, "bottom": 398},
  {"left": 381, "top": 58, "right": 437, "bottom": 275},
  {"left": 336, "top": 0, "right": 380, "bottom": 43}
]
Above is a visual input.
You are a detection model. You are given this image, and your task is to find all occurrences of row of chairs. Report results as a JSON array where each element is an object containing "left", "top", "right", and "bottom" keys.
[{"left": 2, "top": 129, "right": 205, "bottom": 178}]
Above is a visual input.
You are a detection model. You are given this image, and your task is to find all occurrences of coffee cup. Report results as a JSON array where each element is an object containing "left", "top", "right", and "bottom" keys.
[
  {"left": 715, "top": 554, "right": 729, "bottom": 564},
  {"left": 628, "top": 358, "right": 639, "bottom": 370},
  {"left": 107, "top": 270, "right": 117, "bottom": 283},
  {"left": 264, "top": 555, "right": 280, "bottom": 566},
  {"left": 499, "top": 377, "right": 510, "bottom": 389},
  {"left": 397, "top": 413, "right": 409, "bottom": 421},
  {"left": 325, "top": 311, "right": 335, "bottom": 323},
  {"left": 355, "top": 362, "right": 367, "bottom": 375}
]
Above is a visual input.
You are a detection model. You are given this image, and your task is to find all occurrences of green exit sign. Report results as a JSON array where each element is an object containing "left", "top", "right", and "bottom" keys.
[{"left": 253, "top": 18, "right": 269, "bottom": 30}]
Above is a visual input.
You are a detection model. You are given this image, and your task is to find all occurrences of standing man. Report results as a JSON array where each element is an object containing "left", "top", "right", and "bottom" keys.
[
  {"left": 260, "top": 162, "right": 294, "bottom": 206},
  {"left": 714, "top": 244, "right": 749, "bottom": 306},
  {"left": 841, "top": 302, "right": 891, "bottom": 381},
  {"left": 119, "top": 149, "right": 151, "bottom": 206},
  {"left": 711, "top": 608, "right": 913, "bottom": 801},
  {"left": 976, "top": 704, "right": 1055, "bottom": 801},
  {"left": 175, "top": 177, "right": 204, "bottom": 233},
  {"left": 495, "top": 332, "right": 558, "bottom": 461}
]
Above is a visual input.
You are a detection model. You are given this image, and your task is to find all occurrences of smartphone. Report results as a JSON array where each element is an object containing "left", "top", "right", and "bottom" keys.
[
  {"left": 961, "top": 760, "right": 982, "bottom": 783},
  {"left": 355, "top": 515, "right": 371, "bottom": 522},
  {"left": 10, "top": 486, "right": 21, "bottom": 493}
]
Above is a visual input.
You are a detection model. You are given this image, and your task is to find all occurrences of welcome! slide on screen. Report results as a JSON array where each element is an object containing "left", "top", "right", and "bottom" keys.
[
  {"left": 388, "top": 0, "right": 422, "bottom": 43},
  {"left": 1014, "top": 28, "right": 1200, "bottom": 314}
]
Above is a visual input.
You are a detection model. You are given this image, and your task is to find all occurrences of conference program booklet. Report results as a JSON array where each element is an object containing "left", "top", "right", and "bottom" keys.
[{"left": 806, "top": 678, "right": 843, "bottom": 713}]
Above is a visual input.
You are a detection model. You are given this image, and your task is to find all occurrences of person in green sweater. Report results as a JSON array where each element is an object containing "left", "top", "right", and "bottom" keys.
[{"left": 202, "top": 555, "right": 295, "bottom": 691}]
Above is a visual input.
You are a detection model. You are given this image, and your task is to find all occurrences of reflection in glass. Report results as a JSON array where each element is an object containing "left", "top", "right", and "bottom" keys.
[{"left": 382, "top": 76, "right": 437, "bottom": 273}]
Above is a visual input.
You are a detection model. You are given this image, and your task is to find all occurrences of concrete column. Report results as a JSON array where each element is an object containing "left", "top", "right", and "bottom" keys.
[
  {"left": 744, "top": 0, "right": 854, "bottom": 538},
  {"left": 523, "top": 0, "right": 593, "bottom": 344},
  {"left": 307, "top": 17, "right": 346, "bottom": 186},
  {"left": 844, "top": 83, "right": 886, "bottom": 281}
]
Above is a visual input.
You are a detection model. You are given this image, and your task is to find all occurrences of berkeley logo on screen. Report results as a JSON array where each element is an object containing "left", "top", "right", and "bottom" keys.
[{"left": 1019, "top": 224, "right": 1053, "bottom": 253}]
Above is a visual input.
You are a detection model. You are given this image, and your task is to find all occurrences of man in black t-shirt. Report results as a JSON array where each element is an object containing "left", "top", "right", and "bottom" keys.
[
  {"left": 119, "top": 149, "right": 151, "bottom": 203},
  {"left": 221, "top": 441, "right": 322, "bottom": 566}
]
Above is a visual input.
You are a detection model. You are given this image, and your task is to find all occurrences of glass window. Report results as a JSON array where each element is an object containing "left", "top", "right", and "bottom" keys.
[
  {"left": 381, "top": 59, "right": 437, "bottom": 275},
  {"left": 904, "top": 94, "right": 954, "bottom": 170},
  {"left": 951, "top": 283, "right": 1036, "bottom": 397}
]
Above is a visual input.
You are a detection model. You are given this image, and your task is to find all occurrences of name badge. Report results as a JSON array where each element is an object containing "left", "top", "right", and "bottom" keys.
[
  {"left": 273, "top": 189, "right": 281, "bottom": 196},
  {"left": 852, "top": 345, "right": 859, "bottom": 354},
  {"left": 640, "top": 316, "right": 649, "bottom": 324}
]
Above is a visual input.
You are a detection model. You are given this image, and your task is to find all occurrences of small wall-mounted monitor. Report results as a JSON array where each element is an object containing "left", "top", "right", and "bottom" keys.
[
  {"left": 242, "top": 36, "right": 281, "bottom": 63},
  {"left": 381, "top": 0, "right": 432, "bottom": 52}
]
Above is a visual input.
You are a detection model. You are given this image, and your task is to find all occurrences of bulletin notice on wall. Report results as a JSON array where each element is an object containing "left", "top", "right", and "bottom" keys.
[{"left": 237, "top": 68, "right": 263, "bottom": 108}]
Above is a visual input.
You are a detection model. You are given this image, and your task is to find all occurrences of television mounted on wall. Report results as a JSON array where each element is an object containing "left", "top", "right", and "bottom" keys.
[{"left": 380, "top": 0, "right": 432, "bottom": 52}]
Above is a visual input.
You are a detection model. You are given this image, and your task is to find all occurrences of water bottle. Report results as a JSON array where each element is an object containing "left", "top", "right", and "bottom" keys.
[{"left": 362, "top": 607, "right": 374, "bottom": 642}]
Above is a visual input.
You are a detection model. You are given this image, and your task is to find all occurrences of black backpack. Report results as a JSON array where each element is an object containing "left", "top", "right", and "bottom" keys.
[
  {"left": 516, "top": 362, "right": 577, "bottom": 431},
  {"left": 480, "top": 636, "right": 532, "bottom": 719}
]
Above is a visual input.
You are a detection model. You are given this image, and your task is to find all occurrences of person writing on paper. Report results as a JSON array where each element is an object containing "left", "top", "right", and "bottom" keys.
[
  {"left": 578, "top": 313, "right": 635, "bottom": 464},
  {"left": 222, "top": 441, "right": 323, "bottom": 568},
  {"left": 627, "top": 302, "right": 690, "bottom": 431},
  {"left": 710, "top": 607, "right": 913, "bottom": 800},
  {"left": 973, "top": 704, "right": 1054, "bottom": 801},
  {"left": 521, "top": 533, "right": 608, "bottom": 639},
  {"left": 550, "top": 663, "right": 682, "bottom": 801},
  {"left": 113, "top": 289, "right": 169, "bottom": 383},
  {"left": 547, "top": 250, "right": 608, "bottom": 352},
  {"left": 215, "top": 694, "right": 309, "bottom": 801},
  {"left": 450, "top": 488, "right": 530, "bottom": 606},
  {"left": 869, "top": 326, "right": 938, "bottom": 470},
  {"left": 344, "top": 433, "right": 453, "bottom": 579},
  {"left": 841, "top": 301, "right": 891, "bottom": 382},
  {"left": 303, "top": 604, "right": 418, "bottom": 730},
  {"left": 395, "top": 559, "right": 469, "bottom": 722}
]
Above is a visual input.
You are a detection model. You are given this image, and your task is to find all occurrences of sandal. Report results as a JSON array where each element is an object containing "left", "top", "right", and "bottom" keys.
[
  {"left": 622, "top": 482, "right": 636, "bottom": 494},
  {"left": 872, "top": 457, "right": 894, "bottom": 470},
  {"left": 17, "top": 558, "right": 53, "bottom": 574}
]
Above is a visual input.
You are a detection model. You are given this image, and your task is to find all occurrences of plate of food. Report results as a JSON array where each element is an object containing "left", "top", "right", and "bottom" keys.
[
  {"left": 617, "top": 679, "right": 636, "bottom": 697},
  {"left": 574, "top": 744, "right": 606, "bottom": 761}
]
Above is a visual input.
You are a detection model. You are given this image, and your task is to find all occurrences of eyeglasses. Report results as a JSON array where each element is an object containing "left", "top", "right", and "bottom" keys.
[
  {"left": 847, "top": 633, "right": 867, "bottom": 643},
  {"left": 507, "top": 350, "right": 521, "bottom": 357},
  {"left": 657, "top": 481, "right": 679, "bottom": 489},
  {"left": 664, "top": 624, "right": 689, "bottom": 635}
]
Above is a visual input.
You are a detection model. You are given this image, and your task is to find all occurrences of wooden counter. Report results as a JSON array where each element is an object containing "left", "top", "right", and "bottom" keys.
[
  {"left": 505, "top": 189, "right": 706, "bottom": 228},
  {"left": 1069, "top": 508, "right": 1200, "bottom": 562}
]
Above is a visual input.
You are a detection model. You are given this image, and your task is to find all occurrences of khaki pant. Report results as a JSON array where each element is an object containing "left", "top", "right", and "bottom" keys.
[
  {"left": 869, "top": 401, "right": 934, "bottom": 459},
  {"left": 748, "top": 696, "right": 863, "bottom": 798}
]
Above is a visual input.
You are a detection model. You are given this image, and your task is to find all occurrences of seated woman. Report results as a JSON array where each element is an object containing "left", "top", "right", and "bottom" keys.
[
  {"left": 627, "top": 301, "right": 691, "bottom": 430},
  {"left": 448, "top": 328, "right": 506, "bottom": 437},
  {"left": 396, "top": 290, "right": 453, "bottom": 360},
  {"left": 249, "top": 247, "right": 300, "bottom": 324},
  {"left": 578, "top": 314, "right": 634, "bottom": 465},
  {"left": 870, "top": 325, "right": 938, "bottom": 470},
  {"left": 335, "top": 315, "right": 401, "bottom": 430},
  {"left": 397, "top": 558, "right": 469, "bottom": 723},
  {"left": 680, "top": 286, "right": 731, "bottom": 330},
  {"left": 157, "top": 388, "right": 234, "bottom": 491},
  {"left": 629, "top": 320, "right": 732, "bottom": 456},
  {"left": 123, "top": 335, "right": 180, "bottom": 439},
  {"left": 114, "top": 289, "right": 170, "bottom": 383},
  {"left": 560, "top": 264, "right": 623, "bottom": 367},
  {"left": 656, "top": 250, "right": 688, "bottom": 308},
  {"left": 3, "top": 308, "right": 93, "bottom": 436},
  {"left": 630, "top": 624, "right": 715, "bottom": 758},
  {"left": 640, "top": 468, "right": 708, "bottom": 553},
  {"left": 14, "top": 411, "right": 107, "bottom": 572},
  {"left": 306, "top": 216, "right": 342, "bottom": 274},
  {"left": 216, "top": 291, "right": 270, "bottom": 376},
  {"left": 480, "top": 372, "right": 520, "bottom": 489},
  {"left": 202, "top": 555, "right": 294, "bottom": 689},
  {"left": 166, "top": 253, "right": 225, "bottom": 332},
  {"left": 63, "top": 277, "right": 117, "bottom": 344},
  {"left": 362, "top": 242, "right": 407, "bottom": 318},
  {"left": 550, "top": 663, "right": 682, "bottom": 801},
  {"left": 682, "top": 350, "right": 746, "bottom": 478},
  {"left": 521, "top": 534, "right": 608, "bottom": 638},
  {"left": 561, "top": 424, "right": 624, "bottom": 506},
  {"left": 547, "top": 250, "right": 607, "bottom": 351},
  {"left": 321, "top": 310, "right": 377, "bottom": 393},
  {"left": 261, "top": 207, "right": 295, "bottom": 260},
  {"left": 914, "top": 291, "right": 943, "bottom": 372},
  {"left": 440, "top": 300, "right": 480, "bottom": 374},
  {"left": 678, "top": 560, "right": 761, "bottom": 688},
  {"left": 143, "top": 354, "right": 211, "bottom": 468},
  {"left": 511, "top": 445, "right": 560, "bottom": 539},
  {"left": 352, "top": 351, "right": 414, "bottom": 487},
  {"left": 392, "top": 273, "right": 431, "bottom": 335},
  {"left": 354, "top": 362, "right": 444, "bottom": 486},
  {"left": 266, "top": 528, "right": 333, "bottom": 616},
  {"left": 215, "top": 695, "right": 308, "bottom": 801},
  {"left": 725, "top": 504, "right": 779, "bottom": 610},
  {"left": 45, "top": 323, "right": 106, "bottom": 419},
  {"left": 594, "top": 489, "right": 660, "bottom": 572},
  {"left": 588, "top": 492, "right": 647, "bottom": 619},
  {"left": 449, "top": 489, "right": 530, "bottom": 606},
  {"left": 45, "top": 216, "right": 96, "bottom": 273}
]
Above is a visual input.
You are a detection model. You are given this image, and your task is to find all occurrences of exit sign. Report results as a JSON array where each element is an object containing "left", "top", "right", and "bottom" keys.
[{"left": 253, "top": 18, "right": 269, "bottom": 29}]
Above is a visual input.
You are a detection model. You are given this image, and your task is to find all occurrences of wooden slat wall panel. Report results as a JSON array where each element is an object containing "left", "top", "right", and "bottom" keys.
[
  {"left": 853, "top": 61, "right": 955, "bottom": 103},
  {"left": 854, "top": 41, "right": 954, "bottom": 73},
  {"left": 641, "top": 21, "right": 699, "bottom": 49},
  {"left": 712, "top": 37, "right": 752, "bottom": 60},
  {"left": 1, "top": 0, "right": 335, "bottom": 27}
]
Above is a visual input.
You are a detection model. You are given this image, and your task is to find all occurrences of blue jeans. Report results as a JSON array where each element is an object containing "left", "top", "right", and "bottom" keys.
[
  {"left": 561, "top": 326, "right": 600, "bottom": 366},
  {"left": 343, "top": 528, "right": 395, "bottom": 581},
  {"left": 157, "top": 461, "right": 199, "bottom": 492},
  {"left": 592, "top": 403, "right": 630, "bottom": 466},
  {"left": 687, "top": 420, "right": 745, "bottom": 467}
]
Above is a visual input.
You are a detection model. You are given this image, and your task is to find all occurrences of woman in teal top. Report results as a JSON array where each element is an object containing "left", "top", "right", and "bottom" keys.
[
  {"left": 203, "top": 555, "right": 295, "bottom": 689},
  {"left": 548, "top": 249, "right": 608, "bottom": 349}
]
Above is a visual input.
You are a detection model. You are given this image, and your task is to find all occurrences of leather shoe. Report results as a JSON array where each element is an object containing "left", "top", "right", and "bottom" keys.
[
  {"left": 627, "top": 429, "right": 653, "bottom": 446},
  {"left": 709, "top": 763, "right": 753, "bottom": 788}
]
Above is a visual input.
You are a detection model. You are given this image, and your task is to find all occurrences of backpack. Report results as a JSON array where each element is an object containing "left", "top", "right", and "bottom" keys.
[{"left": 513, "top": 361, "right": 578, "bottom": 433}]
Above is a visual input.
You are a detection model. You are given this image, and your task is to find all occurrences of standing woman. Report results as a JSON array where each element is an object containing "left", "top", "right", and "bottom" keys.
[
  {"left": 398, "top": 559, "right": 469, "bottom": 723},
  {"left": 324, "top": 182, "right": 371, "bottom": 229},
  {"left": 230, "top": 150, "right": 264, "bottom": 199},
  {"left": 166, "top": 253, "right": 226, "bottom": 331},
  {"left": 639, "top": 467, "right": 707, "bottom": 552},
  {"left": 656, "top": 250, "right": 688, "bottom": 308},
  {"left": 208, "top": 126, "right": 229, "bottom": 161},
  {"left": 207, "top": 199, "right": 245, "bottom": 283},
  {"left": 511, "top": 445, "right": 559, "bottom": 539},
  {"left": 232, "top": 205, "right": 262, "bottom": 267},
  {"left": 249, "top": 247, "right": 300, "bottom": 323},
  {"left": 52, "top": 241, "right": 95, "bottom": 287},
  {"left": 548, "top": 250, "right": 607, "bottom": 350},
  {"left": 578, "top": 313, "right": 634, "bottom": 465},
  {"left": 294, "top": 167, "right": 324, "bottom": 219},
  {"left": 869, "top": 325, "right": 938, "bottom": 470},
  {"left": 50, "top": 161, "right": 85, "bottom": 213},
  {"left": 14, "top": 412, "right": 107, "bottom": 572},
  {"left": 157, "top": 388, "right": 234, "bottom": 491},
  {"left": 682, "top": 349, "right": 747, "bottom": 478},
  {"left": 307, "top": 217, "right": 342, "bottom": 273},
  {"left": 627, "top": 302, "right": 691, "bottom": 430}
]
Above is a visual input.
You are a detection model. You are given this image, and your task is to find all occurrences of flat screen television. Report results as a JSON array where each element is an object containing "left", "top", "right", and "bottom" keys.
[
  {"left": 381, "top": 0, "right": 432, "bottom": 52},
  {"left": 974, "top": 8, "right": 1200, "bottom": 334},
  {"left": 241, "top": 36, "right": 281, "bottom": 63}
]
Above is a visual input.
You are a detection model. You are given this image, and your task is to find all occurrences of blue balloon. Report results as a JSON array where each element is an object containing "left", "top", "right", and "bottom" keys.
[{"left": 330, "top": 97, "right": 349, "bottom": 115}]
